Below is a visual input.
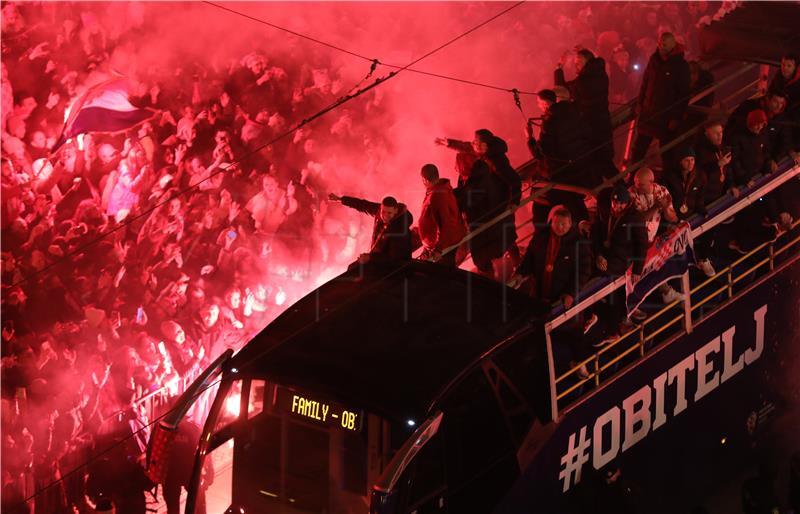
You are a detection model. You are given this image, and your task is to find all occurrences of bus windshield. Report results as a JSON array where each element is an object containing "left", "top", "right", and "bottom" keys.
[{"left": 197, "top": 377, "right": 412, "bottom": 514}]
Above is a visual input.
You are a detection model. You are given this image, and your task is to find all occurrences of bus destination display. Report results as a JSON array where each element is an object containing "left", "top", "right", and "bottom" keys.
[{"left": 275, "top": 386, "right": 362, "bottom": 432}]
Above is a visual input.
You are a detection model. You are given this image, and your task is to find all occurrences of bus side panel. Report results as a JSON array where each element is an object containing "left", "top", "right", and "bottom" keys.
[{"left": 497, "top": 256, "right": 800, "bottom": 514}]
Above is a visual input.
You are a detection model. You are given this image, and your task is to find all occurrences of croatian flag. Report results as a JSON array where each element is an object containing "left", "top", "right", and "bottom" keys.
[
  {"left": 625, "top": 221, "right": 696, "bottom": 314},
  {"left": 53, "top": 77, "right": 154, "bottom": 151}
]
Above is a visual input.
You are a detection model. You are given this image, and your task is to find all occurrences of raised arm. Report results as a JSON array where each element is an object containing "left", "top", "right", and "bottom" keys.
[{"left": 331, "top": 193, "right": 380, "bottom": 217}]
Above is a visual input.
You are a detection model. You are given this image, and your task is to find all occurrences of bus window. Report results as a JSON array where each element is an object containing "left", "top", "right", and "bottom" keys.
[
  {"left": 394, "top": 432, "right": 446, "bottom": 513},
  {"left": 492, "top": 332, "right": 553, "bottom": 424},
  {"left": 227, "top": 384, "right": 407, "bottom": 514},
  {"left": 247, "top": 379, "right": 266, "bottom": 419},
  {"left": 441, "top": 370, "right": 519, "bottom": 512},
  {"left": 213, "top": 379, "right": 243, "bottom": 434}
]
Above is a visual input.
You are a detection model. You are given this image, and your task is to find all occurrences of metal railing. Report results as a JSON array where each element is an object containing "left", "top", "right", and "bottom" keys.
[{"left": 545, "top": 164, "right": 800, "bottom": 417}]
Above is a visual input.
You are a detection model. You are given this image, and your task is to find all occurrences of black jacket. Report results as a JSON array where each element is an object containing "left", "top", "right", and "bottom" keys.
[
  {"left": 637, "top": 45, "right": 691, "bottom": 136},
  {"left": 517, "top": 225, "right": 592, "bottom": 301},
  {"left": 591, "top": 204, "right": 648, "bottom": 276},
  {"left": 694, "top": 133, "right": 728, "bottom": 204},
  {"left": 663, "top": 167, "right": 708, "bottom": 220},
  {"left": 555, "top": 57, "right": 613, "bottom": 160},
  {"left": 531, "top": 101, "right": 597, "bottom": 188},
  {"left": 728, "top": 128, "right": 771, "bottom": 187},
  {"left": 341, "top": 196, "right": 414, "bottom": 261},
  {"left": 454, "top": 159, "right": 508, "bottom": 262}
]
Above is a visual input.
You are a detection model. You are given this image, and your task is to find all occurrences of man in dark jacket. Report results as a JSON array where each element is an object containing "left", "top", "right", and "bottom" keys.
[
  {"left": 329, "top": 193, "right": 413, "bottom": 264},
  {"left": 528, "top": 89, "right": 597, "bottom": 188},
  {"left": 527, "top": 89, "right": 597, "bottom": 223},
  {"left": 770, "top": 53, "right": 800, "bottom": 153},
  {"left": 694, "top": 121, "right": 732, "bottom": 205},
  {"left": 556, "top": 48, "right": 615, "bottom": 163},
  {"left": 417, "top": 164, "right": 466, "bottom": 266},
  {"left": 510, "top": 205, "right": 591, "bottom": 308},
  {"left": 437, "top": 129, "right": 521, "bottom": 276},
  {"left": 663, "top": 146, "right": 715, "bottom": 276},
  {"left": 591, "top": 185, "right": 648, "bottom": 341},
  {"left": 631, "top": 32, "right": 691, "bottom": 164},
  {"left": 591, "top": 185, "right": 648, "bottom": 278},
  {"left": 727, "top": 109, "right": 775, "bottom": 195},
  {"left": 663, "top": 146, "right": 708, "bottom": 221}
]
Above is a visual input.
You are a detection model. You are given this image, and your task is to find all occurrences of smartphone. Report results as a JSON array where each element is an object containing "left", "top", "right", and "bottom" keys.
[
  {"left": 111, "top": 311, "right": 121, "bottom": 329},
  {"left": 227, "top": 230, "right": 237, "bottom": 240},
  {"left": 136, "top": 306, "right": 144, "bottom": 323}
]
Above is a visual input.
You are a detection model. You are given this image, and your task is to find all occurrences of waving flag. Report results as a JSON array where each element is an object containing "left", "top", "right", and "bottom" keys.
[
  {"left": 53, "top": 77, "right": 154, "bottom": 151},
  {"left": 625, "top": 221, "right": 696, "bottom": 314}
]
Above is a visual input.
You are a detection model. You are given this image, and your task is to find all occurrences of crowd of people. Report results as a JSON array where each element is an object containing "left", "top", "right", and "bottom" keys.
[{"left": 1, "top": 1, "right": 799, "bottom": 514}]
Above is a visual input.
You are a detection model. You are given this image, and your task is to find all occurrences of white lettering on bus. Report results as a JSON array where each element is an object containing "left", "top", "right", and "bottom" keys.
[{"left": 558, "top": 304, "right": 768, "bottom": 493}]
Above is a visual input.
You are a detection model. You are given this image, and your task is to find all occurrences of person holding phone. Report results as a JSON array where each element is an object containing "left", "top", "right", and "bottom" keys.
[{"left": 695, "top": 120, "right": 733, "bottom": 205}]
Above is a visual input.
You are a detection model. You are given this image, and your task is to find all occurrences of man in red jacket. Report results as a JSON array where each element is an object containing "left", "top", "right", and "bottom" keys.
[{"left": 418, "top": 164, "right": 466, "bottom": 266}]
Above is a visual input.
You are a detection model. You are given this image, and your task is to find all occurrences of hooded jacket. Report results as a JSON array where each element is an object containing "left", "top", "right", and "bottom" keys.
[
  {"left": 418, "top": 178, "right": 466, "bottom": 252},
  {"left": 637, "top": 44, "right": 691, "bottom": 136},
  {"left": 341, "top": 196, "right": 414, "bottom": 261},
  {"left": 535, "top": 101, "right": 597, "bottom": 188},
  {"left": 555, "top": 56, "right": 613, "bottom": 159}
]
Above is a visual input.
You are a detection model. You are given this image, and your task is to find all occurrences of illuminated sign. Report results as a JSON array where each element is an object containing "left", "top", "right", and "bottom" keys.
[{"left": 275, "top": 387, "right": 362, "bottom": 432}]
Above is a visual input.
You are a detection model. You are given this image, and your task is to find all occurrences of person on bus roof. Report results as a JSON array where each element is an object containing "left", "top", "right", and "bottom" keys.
[
  {"left": 328, "top": 193, "right": 413, "bottom": 265},
  {"left": 509, "top": 205, "right": 591, "bottom": 310},
  {"left": 417, "top": 164, "right": 466, "bottom": 266}
]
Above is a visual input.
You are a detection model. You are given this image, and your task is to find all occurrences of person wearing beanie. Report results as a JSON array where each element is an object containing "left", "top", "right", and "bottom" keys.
[
  {"left": 590, "top": 182, "right": 648, "bottom": 343},
  {"left": 727, "top": 108, "right": 774, "bottom": 197},
  {"left": 663, "top": 146, "right": 716, "bottom": 276}
]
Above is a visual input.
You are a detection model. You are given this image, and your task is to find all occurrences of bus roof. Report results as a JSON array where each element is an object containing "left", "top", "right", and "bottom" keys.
[{"left": 230, "top": 260, "right": 542, "bottom": 422}]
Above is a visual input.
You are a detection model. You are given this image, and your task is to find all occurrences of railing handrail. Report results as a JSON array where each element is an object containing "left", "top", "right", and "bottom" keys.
[
  {"left": 546, "top": 160, "right": 800, "bottom": 332},
  {"left": 548, "top": 185, "right": 800, "bottom": 417}
]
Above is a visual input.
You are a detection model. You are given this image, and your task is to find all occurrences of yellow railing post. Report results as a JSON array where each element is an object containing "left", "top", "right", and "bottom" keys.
[
  {"left": 769, "top": 243, "right": 775, "bottom": 271},
  {"left": 594, "top": 354, "right": 600, "bottom": 387},
  {"left": 727, "top": 268, "right": 734, "bottom": 298},
  {"left": 680, "top": 271, "right": 693, "bottom": 334},
  {"left": 639, "top": 324, "right": 646, "bottom": 357}
]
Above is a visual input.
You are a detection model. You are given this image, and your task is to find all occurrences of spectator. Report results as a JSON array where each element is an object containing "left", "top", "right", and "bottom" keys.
[
  {"left": 510, "top": 205, "right": 591, "bottom": 309},
  {"left": 628, "top": 166, "right": 677, "bottom": 243},
  {"left": 437, "top": 130, "right": 520, "bottom": 277},
  {"left": 727, "top": 109, "right": 774, "bottom": 196},
  {"left": 631, "top": 32, "right": 691, "bottom": 165},
  {"left": 555, "top": 48, "right": 615, "bottom": 164},
  {"left": 328, "top": 194, "right": 413, "bottom": 265},
  {"left": 417, "top": 164, "right": 466, "bottom": 266},
  {"left": 662, "top": 147, "right": 716, "bottom": 277},
  {"left": 663, "top": 146, "right": 707, "bottom": 221},
  {"left": 608, "top": 44, "right": 639, "bottom": 106},
  {"left": 591, "top": 184, "right": 648, "bottom": 342},
  {"left": 694, "top": 120, "right": 732, "bottom": 205},
  {"left": 527, "top": 88, "right": 596, "bottom": 222},
  {"left": 627, "top": 166, "right": 689, "bottom": 314}
]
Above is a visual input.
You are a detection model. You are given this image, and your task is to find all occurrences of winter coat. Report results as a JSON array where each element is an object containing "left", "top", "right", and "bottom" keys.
[
  {"left": 591, "top": 204, "right": 648, "bottom": 276},
  {"left": 694, "top": 133, "right": 728, "bottom": 204},
  {"left": 556, "top": 56, "right": 614, "bottom": 160},
  {"left": 663, "top": 166, "right": 708, "bottom": 220},
  {"left": 533, "top": 101, "right": 597, "bottom": 188},
  {"left": 419, "top": 178, "right": 466, "bottom": 252},
  {"left": 517, "top": 225, "right": 592, "bottom": 302},
  {"left": 728, "top": 127, "right": 771, "bottom": 187},
  {"left": 341, "top": 196, "right": 414, "bottom": 261},
  {"left": 454, "top": 159, "right": 507, "bottom": 263},
  {"left": 637, "top": 44, "right": 691, "bottom": 137}
]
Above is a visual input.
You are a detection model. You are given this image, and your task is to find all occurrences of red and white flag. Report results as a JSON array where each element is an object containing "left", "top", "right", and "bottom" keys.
[{"left": 53, "top": 77, "right": 154, "bottom": 151}]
